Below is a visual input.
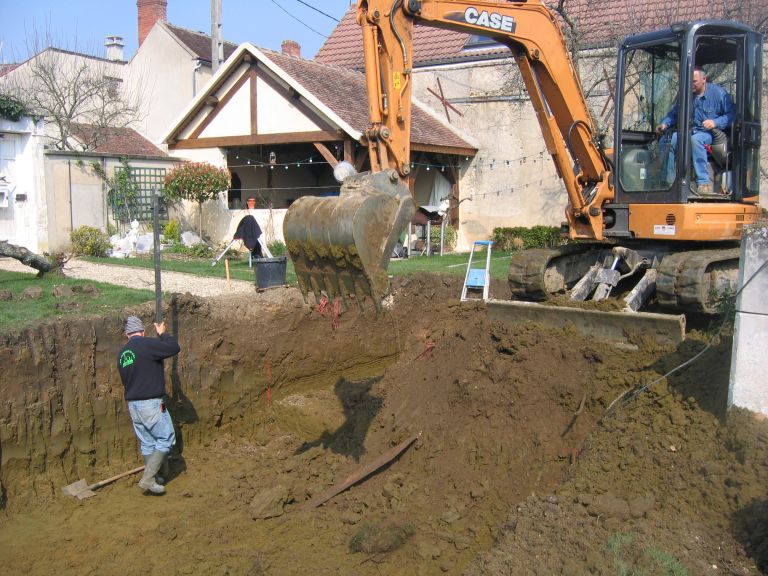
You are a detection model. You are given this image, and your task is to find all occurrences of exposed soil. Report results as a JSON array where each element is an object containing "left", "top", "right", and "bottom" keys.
[{"left": 1, "top": 273, "right": 767, "bottom": 575}]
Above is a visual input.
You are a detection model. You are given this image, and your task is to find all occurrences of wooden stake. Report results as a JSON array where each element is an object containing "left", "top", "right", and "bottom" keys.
[
  {"left": 303, "top": 434, "right": 419, "bottom": 510},
  {"left": 225, "top": 258, "right": 231, "bottom": 289}
]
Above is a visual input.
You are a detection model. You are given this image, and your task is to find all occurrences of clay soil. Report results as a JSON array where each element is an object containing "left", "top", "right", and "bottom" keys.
[{"left": 1, "top": 273, "right": 767, "bottom": 575}]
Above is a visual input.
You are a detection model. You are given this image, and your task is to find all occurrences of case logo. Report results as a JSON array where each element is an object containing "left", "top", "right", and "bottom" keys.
[{"left": 464, "top": 7, "right": 516, "bottom": 33}]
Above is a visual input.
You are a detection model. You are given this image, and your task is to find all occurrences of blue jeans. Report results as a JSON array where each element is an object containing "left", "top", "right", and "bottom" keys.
[
  {"left": 667, "top": 131, "right": 713, "bottom": 185},
  {"left": 128, "top": 398, "right": 176, "bottom": 456}
]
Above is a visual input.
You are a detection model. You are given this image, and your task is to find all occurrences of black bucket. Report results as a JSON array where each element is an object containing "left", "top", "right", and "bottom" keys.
[{"left": 254, "top": 256, "right": 287, "bottom": 289}]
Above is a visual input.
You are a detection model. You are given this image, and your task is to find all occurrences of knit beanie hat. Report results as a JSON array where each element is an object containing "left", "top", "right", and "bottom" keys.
[{"left": 125, "top": 316, "right": 145, "bottom": 334}]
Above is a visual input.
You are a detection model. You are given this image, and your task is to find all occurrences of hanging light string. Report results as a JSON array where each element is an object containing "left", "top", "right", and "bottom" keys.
[{"left": 229, "top": 151, "right": 550, "bottom": 172}]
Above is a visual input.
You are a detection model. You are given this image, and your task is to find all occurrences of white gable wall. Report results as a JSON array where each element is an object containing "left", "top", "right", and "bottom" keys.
[
  {"left": 200, "top": 82, "right": 252, "bottom": 138},
  {"left": 256, "top": 76, "right": 323, "bottom": 134}
]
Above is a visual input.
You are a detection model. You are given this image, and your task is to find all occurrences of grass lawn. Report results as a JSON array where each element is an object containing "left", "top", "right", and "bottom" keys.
[
  {"left": 82, "top": 249, "right": 513, "bottom": 284},
  {"left": 0, "top": 271, "right": 155, "bottom": 333},
  {"left": 81, "top": 255, "right": 296, "bottom": 284},
  {"left": 0, "top": 249, "right": 513, "bottom": 332}
]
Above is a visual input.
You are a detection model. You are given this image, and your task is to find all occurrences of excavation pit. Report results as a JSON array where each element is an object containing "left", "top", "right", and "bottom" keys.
[{"left": 1, "top": 274, "right": 767, "bottom": 575}]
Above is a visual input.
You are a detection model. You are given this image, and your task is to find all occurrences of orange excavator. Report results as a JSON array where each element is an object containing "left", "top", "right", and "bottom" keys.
[{"left": 284, "top": 0, "right": 762, "bottom": 322}]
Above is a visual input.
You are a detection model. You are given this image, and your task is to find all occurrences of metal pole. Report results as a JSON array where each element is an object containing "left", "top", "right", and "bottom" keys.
[
  {"left": 440, "top": 219, "right": 446, "bottom": 256},
  {"left": 152, "top": 187, "right": 162, "bottom": 323}
]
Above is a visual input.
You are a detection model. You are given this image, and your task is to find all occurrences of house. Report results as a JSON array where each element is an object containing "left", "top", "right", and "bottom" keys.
[
  {"left": 126, "top": 0, "right": 239, "bottom": 143},
  {"left": 161, "top": 42, "right": 477, "bottom": 246},
  {"left": 0, "top": 110, "right": 175, "bottom": 253}
]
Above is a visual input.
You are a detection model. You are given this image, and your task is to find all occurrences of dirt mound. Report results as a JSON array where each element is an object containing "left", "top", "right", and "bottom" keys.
[{"left": 0, "top": 273, "right": 766, "bottom": 575}]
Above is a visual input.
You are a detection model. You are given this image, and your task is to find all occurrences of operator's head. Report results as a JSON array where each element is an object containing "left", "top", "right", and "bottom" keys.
[
  {"left": 125, "top": 316, "right": 145, "bottom": 337},
  {"left": 692, "top": 66, "right": 707, "bottom": 95}
]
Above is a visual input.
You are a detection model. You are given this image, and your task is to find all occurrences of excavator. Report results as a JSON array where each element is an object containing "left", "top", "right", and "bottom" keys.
[{"left": 284, "top": 0, "right": 762, "bottom": 332}]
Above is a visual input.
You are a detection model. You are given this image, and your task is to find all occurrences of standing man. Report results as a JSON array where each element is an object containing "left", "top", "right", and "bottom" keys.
[
  {"left": 656, "top": 66, "right": 735, "bottom": 195},
  {"left": 118, "top": 315, "right": 180, "bottom": 495}
]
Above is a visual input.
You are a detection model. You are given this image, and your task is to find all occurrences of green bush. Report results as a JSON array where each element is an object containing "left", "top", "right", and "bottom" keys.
[
  {"left": 268, "top": 240, "right": 286, "bottom": 256},
  {"left": 492, "top": 225, "right": 565, "bottom": 251},
  {"left": 441, "top": 223, "right": 457, "bottom": 252},
  {"left": 70, "top": 226, "right": 111, "bottom": 257},
  {"left": 0, "top": 94, "right": 30, "bottom": 122},
  {"left": 164, "top": 242, "right": 213, "bottom": 258},
  {"left": 163, "top": 219, "right": 181, "bottom": 243}
]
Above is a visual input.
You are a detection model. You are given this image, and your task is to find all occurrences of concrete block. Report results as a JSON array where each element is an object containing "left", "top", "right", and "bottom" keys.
[{"left": 729, "top": 223, "right": 768, "bottom": 415}]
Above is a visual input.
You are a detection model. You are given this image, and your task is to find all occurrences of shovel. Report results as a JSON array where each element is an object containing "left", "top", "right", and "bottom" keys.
[{"left": 62, "top": 465, "right": 145, "bottom": 500}]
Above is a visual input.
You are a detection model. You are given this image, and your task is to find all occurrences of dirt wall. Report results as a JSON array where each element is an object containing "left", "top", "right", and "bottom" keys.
[{"left": 0, "top": 291, "right": 399, "bottom": 511}]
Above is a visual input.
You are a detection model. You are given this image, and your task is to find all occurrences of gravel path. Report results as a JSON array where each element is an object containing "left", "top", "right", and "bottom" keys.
[{"left": 0, "top": 257, "right": 256, "bottom": 297}]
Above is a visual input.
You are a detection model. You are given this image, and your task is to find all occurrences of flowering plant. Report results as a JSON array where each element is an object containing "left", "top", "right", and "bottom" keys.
[{"left": 164, "top": 162, "right": 230, "bottom": 237}]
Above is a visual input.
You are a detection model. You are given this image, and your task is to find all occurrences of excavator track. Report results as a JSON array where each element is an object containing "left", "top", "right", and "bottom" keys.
[
  {"left": 510, "top": 243, "right": 741, "bottom": 316},
  {"left": 508, "top": 243, "right": 606, "bottom": 300},
  {"left": 656, "top": 247, "right": 741, "bottom": 314}
]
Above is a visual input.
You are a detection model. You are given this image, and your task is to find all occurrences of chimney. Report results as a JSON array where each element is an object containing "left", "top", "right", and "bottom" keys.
[
  {"left": 281, "top": 40, "right": 301, "bottom": 59},
  {"left": 137, "top": 0, "right": 167, "bottom": 47},
  {"left": 105, "top": 36, "right": 125, "bottom": 61}
]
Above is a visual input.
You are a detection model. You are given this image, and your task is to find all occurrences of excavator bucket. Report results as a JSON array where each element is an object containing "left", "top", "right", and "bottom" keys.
[{"left": 284, "top": 170, "right": 416, "bottom": 311}]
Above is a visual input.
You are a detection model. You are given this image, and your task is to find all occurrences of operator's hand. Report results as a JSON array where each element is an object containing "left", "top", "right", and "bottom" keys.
[
  {"left": 701, "top": 119, "right": 716, "bottom": 130},
  {"left": 655, "top": 123, "right": 668, "bottom": 135},
  {"left": 154, "top": 321, "right": 166, "bottom": 335}
]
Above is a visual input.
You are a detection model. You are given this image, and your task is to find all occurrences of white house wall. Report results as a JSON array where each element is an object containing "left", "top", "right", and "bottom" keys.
[
  {"left": 412, "top": 60, "right": 566, "bottom": 251},
  {"left": 0, "top": 118, "right": 47, "bottom": 253},
  {"left": 256, "top": 76, "right": 323, "bottom": 134},
  {"left": 126, "top": 24, "right": 213, "bottom": 144},
  {"left": 43, "top": 155, "right": 177, "bottom": 252}
]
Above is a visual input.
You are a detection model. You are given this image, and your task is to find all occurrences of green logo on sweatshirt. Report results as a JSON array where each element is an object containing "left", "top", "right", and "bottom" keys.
[{"left": 120, "top": 350, "right": 136, "bottom": 368}]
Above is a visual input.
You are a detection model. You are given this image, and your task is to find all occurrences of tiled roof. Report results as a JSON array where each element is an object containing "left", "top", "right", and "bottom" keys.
[
  {"left": 0, "top": 63, "right": 20, "bottom": 77},
  {"left": 71, "top": 124, "right": 168, "bottom": 157},
  {"left": 263, "top": 48, "right": 474, "bottom": 152},
  {"left": 315, "top": 8, "right": 471, "bottom": 69},
  {"left": 165, "top": 23, "right": 239, "bottom": 63},
  {"left": 561, "top": 0, "right": 768, "bottom": 46},
  {"left": 315, "top": 1, "right": 767, "bottom": 68}
]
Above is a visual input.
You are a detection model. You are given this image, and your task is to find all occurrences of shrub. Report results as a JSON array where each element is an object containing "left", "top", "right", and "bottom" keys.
[
  {"left": 268, "top": 240, "right": 286, "bottom": 256},
  {"left": 441, "top": 223, "right": 457, "bottom": 252},
  {"left": 0, "top": 94, "right": 30, "bottom": 122},
  {"left": 164, "top": 243, "right": 213, "bottom": 258},
  {"left": 70, "top": 226, "right": 111, "bottom": 257},
  {"left": 163, "top": 162, "right": 230, "bottom": 237},
  {"left": 492, "top": 225, "right": 565, "bottom": 251},
  {"left": 163, "top": 219, "right": 181, "bottom": 243}
]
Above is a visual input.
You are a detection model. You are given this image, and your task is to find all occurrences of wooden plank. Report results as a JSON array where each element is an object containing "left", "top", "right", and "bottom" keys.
[{"left": 304, "top": 435, "right": 419, "bottom": 510}]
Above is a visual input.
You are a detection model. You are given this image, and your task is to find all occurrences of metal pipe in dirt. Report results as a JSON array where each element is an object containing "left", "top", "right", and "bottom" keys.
[{"left": 152, "top": 188, "right": 162, "bottom": 323}]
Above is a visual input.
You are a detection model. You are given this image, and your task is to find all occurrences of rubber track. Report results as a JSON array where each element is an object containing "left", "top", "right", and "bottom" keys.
[
  {"left": 656, "top": 247, "right": 740, "bottom": 314},
  {"left": 507, "top": 244, "right": 594, "bottom": 300}
]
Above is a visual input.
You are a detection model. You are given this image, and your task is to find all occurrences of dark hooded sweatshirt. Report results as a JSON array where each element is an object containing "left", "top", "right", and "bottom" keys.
[{"left": 118, "top": 334, "right": 181, "bottom": 401}]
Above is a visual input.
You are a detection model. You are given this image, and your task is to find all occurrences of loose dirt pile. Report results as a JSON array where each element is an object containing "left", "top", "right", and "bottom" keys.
[{"left": 0, "top": 273, "right": 766, "bottom": 575}]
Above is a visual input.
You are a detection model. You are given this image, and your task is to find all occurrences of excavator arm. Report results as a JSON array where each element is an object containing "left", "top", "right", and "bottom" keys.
[
  {"left": 359, "top": 0, "right": 613, "bottom": 239},
  {"left": 284, "top": 0, "right": 614, "bottom": 308}
]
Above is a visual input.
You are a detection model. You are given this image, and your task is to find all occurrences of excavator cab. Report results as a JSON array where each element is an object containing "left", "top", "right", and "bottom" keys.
[{"left": 613, "top": 21, "right": 762, "bottom": 212}]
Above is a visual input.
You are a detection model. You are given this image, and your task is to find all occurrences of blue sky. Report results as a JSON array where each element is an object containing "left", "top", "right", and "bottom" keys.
[{"left": 0, "top": 0, "right": 354, "bottom": 63}]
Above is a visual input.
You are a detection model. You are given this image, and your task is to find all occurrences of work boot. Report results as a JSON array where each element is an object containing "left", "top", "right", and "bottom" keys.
[
  {"left": 697, "top": 183, "right": 713, "bottom": 195},
  {"left": 143, "top": 453, "right": 170, "bottom": 485},
  {"left": 138, "top": 451, "right": 166, "bottom": 494}
]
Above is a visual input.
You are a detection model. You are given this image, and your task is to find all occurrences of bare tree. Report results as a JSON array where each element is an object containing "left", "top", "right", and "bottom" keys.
[{"left": 0, "top": 31, "right": 144, "bottom": 151}]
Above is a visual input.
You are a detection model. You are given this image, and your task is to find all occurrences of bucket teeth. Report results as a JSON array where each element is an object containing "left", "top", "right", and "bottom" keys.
[{"left": 283, "top": 171, "right": 415, "bottom": 311}]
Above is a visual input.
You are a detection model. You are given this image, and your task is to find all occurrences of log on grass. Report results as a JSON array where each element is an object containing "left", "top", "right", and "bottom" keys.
[{"left": 0, "top": 241, "right": 59, "bottom": 277}]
